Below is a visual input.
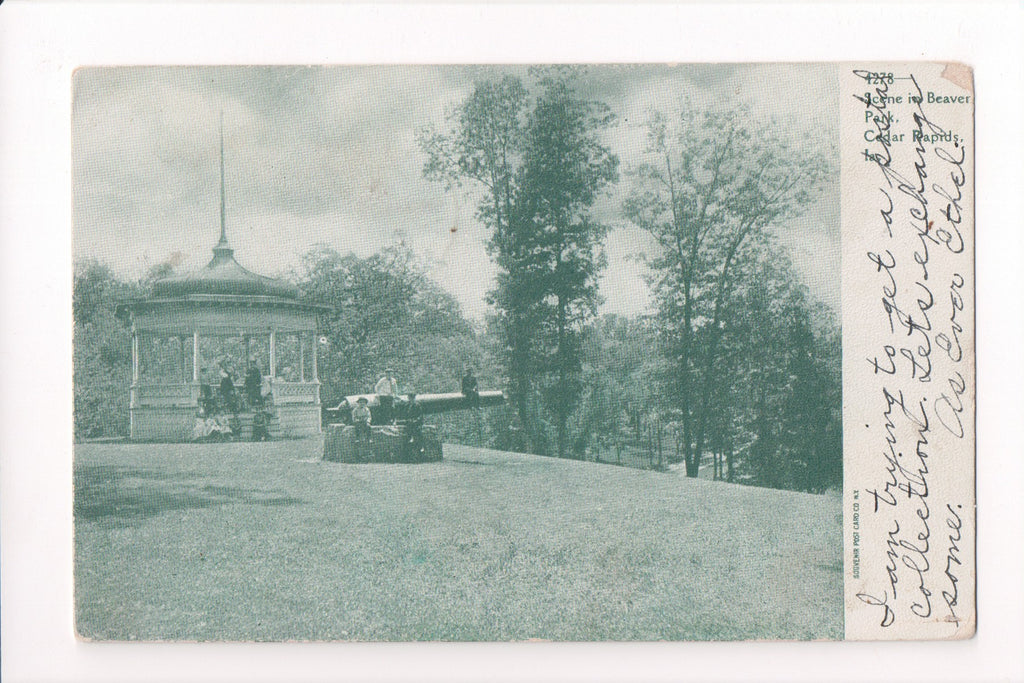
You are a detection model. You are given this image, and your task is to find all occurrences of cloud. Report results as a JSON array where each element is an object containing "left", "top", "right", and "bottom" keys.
[{"left": 73, "top": 64, "right": 839, "bottom": 319}]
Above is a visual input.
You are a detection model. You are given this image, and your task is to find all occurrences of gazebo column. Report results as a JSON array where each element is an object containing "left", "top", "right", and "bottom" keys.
[
  {"left": 131, "top": 331, "right": 140, "bottom": 384},
  {"left": 192, "top": 331, "right": 200, "bottom": 382},
  {"left": 179, "top": 335, "right": 188, "bottom": 384},
  {"left": 243, "top": 334, "right": 251, "bottom": 363},
  {"left": 130, "top": 330, "right": 140, "bottom": 410},
  {"left": 312, "top": 334, "right": 319, "bottom": 382},
  {"left": 269, "top": 329, "right": 277, "bottom": 378},
  {"left": 311, "top": 333, "right": 320, "bottom": 405},
  {"left": 299, "top": 333, "right": 306, "bottom": 382}
]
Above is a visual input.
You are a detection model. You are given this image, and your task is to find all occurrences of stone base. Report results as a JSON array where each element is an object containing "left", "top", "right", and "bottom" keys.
[
  {"left": 323, "top": 424, "right": 443, "bottom": 463},
  {"left": 130, "top": 404, "right": 320, "bottom": 441},
  {"left": 130, "top": 406, "right": 196, "bottom": 442},
  {"left": 276, "top": 404, "right": 322, "bottom": 438}
]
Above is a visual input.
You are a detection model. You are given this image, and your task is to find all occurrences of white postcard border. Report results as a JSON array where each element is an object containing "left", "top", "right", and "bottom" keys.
[{"left": 1, "top": 3, "right": 1021, "bottom": 682}]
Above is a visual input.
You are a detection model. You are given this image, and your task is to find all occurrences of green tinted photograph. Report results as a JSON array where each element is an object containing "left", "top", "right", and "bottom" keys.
[{"left": 73, "top": 65, "right": 842, "bottom": 641}]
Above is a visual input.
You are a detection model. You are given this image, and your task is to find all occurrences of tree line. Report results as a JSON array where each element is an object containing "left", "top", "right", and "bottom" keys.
[
  {"left": 73, "top": 67, "right": 841, "bottom": 493},
  {"left": 419, "top": 68, "right": 840, "bottom": 490}
]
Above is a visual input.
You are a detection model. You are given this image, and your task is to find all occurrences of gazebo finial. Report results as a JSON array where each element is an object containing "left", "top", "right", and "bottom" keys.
[{"left": 214, "top": 111, "right": 232, "bottom": 256}]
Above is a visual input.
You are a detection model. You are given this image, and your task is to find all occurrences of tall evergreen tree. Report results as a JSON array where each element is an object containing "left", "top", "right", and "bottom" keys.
[
  {"left": 421, "top": 68, "right": 618, "bottom": 457},
  {"left": 515, "top": 71, "right": 618, "bottom": 458}
]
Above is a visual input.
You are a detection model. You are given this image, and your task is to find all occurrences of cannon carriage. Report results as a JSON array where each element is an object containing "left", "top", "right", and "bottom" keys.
[{"left": 323, "top": 390, "right": 504, "bottom": 463}]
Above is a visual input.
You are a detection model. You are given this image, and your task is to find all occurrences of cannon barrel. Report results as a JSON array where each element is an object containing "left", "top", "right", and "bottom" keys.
[
  {"left": 327, "top": 390, "right": 504, "bottom": 423},
  {"left": 402, "top": 390, "right": 504, "bottom": 415}
]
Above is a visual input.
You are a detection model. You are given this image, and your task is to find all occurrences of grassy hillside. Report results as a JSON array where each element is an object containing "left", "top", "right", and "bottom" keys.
[{"left": 74, "top": 439, "right": 842, "bottom": 641}]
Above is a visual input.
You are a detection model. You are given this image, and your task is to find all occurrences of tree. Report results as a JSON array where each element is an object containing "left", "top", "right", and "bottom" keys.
[
  {"left": 421, "top": 74, "right": 536, "bottom": 444},
  {"left": 575, "top": 314, "right": 662, "bottom": 463},
  {"left": 711, "top": 249, "right": 840, "bottom": 492},
  {"left": 777, "top": 300, "right": 841, "bottom": 492},
  {"left": 293, "top": 244, "right": 505, "bottom": 447},
  {"left": 421, "top": 68, "right": 618, "bottom": 457},
  {"left": 73, "top": 261, "right": 137, "bottom": 439},
  {"left": 624, "top": 104, "right": 830, "bottom": 477},
  {"left": 295, "top": 244, "right": 477, "bottom": 396}
]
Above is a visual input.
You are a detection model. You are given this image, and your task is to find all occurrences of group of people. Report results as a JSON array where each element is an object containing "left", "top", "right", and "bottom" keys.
[
  {"left": 194, "top": 359, "right": 271, "bottom": 442},
  {"left": 213, "top": 361, "right": 265, "bottom": 412},
  {"left": 351, "top": 368, "right": 426, "bottom": 451},
  {"left": 348, "top": 366, "right": 479, "bottom": 456}
]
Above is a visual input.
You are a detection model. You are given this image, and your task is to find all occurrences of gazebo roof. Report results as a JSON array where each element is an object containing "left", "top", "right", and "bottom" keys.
[{"left": 152, "top": 241, "right": 300, "bottom": 300}]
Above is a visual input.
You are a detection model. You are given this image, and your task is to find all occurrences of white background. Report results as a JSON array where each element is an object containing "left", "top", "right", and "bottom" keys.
[{"left": 1, "top": 2, "right": 1021, "bottom": 682}]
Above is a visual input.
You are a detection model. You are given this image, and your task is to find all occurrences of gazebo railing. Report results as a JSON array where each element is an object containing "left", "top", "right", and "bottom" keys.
[
  {"left": 270, "top": 379, "right": 321, "bottom": 405},
  {"left": 132, "top": 379, "right": 320, "bottom": 408},
  {"left": 131, "top": 383, "right": 197, "bottom": 407}
]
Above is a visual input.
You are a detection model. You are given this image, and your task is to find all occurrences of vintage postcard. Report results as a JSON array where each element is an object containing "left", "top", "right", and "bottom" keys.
[{"left": 71, "top": 62, "right": 974, "bottom": 642}]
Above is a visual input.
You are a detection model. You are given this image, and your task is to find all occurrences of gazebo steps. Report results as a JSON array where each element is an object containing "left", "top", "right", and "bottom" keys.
[{"left": 230, "top": 410, "right": 283, "bottom": 440}]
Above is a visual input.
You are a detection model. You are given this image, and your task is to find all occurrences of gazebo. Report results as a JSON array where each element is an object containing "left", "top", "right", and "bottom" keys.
[{"left": 123, "top": 134, "right": 327, "bottom": 441}]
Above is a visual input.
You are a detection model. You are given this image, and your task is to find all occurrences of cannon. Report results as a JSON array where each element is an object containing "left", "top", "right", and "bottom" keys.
[{"left": 323, "top": 390, "right": 504, "bottom": 463}]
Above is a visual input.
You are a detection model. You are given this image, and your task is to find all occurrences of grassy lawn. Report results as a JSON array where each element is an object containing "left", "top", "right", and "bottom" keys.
[{"left": 74, "top": 438, "right": 842, "bottom": 641}]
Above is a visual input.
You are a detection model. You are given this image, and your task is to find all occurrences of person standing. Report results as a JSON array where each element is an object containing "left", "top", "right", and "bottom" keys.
[
  {"left": 244, "top": 359, "right": 263, "bottom": 409},
  {"left": 199, "top": 369, "right": 215, "bottom": 416},
  {"left": 218, "top": 364, "right": 237, "bottom": 414},
  {"left": 374, "top": 368, "right": 398, "bottom": 424}
]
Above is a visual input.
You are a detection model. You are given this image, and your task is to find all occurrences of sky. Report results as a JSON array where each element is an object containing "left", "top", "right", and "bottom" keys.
[{"left": 73, "top": 64, "right": 839, "bottom": 320}]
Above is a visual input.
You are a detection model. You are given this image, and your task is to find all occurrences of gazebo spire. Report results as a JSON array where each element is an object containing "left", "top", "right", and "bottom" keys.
[{"left": 214, "top": 112, "right": 232, "bottom": 256}]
